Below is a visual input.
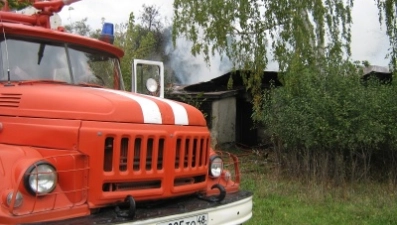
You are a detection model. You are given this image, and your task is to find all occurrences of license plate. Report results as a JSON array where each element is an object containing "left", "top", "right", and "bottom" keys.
[{"left": 157, "top": 213, "right": 208, "bottom": 225}]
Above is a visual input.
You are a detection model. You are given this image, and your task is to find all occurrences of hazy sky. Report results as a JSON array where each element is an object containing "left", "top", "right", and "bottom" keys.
[
  {"left": 58, "top": 0, "right": 174, "bottom": 29},
  {"left": 58, "top": 0, "right": 390, "bottom": 83}
]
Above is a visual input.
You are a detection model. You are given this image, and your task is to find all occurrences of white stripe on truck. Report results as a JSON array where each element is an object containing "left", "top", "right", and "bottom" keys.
[
  {"left": 99, "top": 89, "right": 162, "bottom": 124},
  {"left": 146, "top": 95, "right": 189, "bottom": 125},
  {"left": 96, "top": 89, "right": 189, "bottom": 125}
]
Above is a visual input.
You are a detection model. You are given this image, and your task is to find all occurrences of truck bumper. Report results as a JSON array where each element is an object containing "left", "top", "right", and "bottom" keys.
[{"left": 33, "top": 190, "right": 252, "bottom": 225}]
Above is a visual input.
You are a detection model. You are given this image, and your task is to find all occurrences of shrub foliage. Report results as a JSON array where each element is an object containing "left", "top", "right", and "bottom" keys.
[{"left": 254, "top": 60, "right": 397, "bottom": 183}]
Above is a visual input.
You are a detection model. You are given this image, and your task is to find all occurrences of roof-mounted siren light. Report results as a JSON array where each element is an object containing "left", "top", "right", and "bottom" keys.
[{"left": 99, "top": 22, "right": 114, "bottom": 44}]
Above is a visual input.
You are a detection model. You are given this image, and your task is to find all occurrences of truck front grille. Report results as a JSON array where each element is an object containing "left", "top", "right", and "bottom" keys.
[
  {"left": 102, "top": 133, "right": 209, "bottom": 192},
  {"left": 103, "top": 136, "right": 164, "bottom": 173},
  {"left": 175, "top": 137, "right": 208, "bottom": 170},
  {"left": 102, "top": 180, "right": 161, "bottom": 192},
  {"left": 174, "top": 175, "right": 206, "bottom": 186}
]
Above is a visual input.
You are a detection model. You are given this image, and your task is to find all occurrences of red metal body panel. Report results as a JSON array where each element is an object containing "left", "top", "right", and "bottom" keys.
[
  {"left": 0, "top": 145, "right": 90, "bottom": 224},
  {"left": 0, "top": 85, "right": 206, "bottom": 125}
]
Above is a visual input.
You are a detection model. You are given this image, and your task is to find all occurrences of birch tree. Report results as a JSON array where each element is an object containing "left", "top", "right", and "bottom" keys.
[{"left": 173, "top": 0, "right": 396, "bottom": 94}]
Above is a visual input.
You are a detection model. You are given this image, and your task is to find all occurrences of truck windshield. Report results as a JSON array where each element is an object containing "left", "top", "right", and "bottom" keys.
[{"left": 0, "top": 38, "right": 124, "bottom": 90}]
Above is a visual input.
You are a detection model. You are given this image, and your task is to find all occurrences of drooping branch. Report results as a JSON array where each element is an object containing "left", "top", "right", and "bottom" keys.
[
  {"left": 376, "top": 0, "right": 397, "bottom": 70},
  {"left": 173, "top": 0, "right": 354, "bottom": 93}
]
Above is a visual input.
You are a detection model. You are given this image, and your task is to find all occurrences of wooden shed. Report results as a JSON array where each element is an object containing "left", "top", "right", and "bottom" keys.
[{"left": 169, "top": 70, "right": 281, "bottom": 148}]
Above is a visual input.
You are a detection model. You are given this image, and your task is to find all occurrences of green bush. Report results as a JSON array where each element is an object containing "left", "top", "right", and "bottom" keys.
[{"left": 254, "top": 60, "right": 397, "bottom": 183}]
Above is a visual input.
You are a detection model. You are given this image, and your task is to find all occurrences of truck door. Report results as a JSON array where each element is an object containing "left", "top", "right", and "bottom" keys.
[{"left": 132, "top": 59, "right": 164, "bottom": 98}]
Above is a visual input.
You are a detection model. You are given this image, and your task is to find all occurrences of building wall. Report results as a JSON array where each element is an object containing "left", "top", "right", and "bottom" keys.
[{"left": 209, "top": 97, "right": 236, "bottom": 148}]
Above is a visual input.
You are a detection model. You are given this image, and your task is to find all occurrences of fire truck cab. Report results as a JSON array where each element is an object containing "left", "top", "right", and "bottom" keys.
[{"left": 0, "top": 1, "right": 252, "bottom": 224}]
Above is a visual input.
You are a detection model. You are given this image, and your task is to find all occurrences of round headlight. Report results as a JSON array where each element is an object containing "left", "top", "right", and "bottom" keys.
[
  {"left": 6, "top": 191, "right": 23, "bottom": 208},
  {"left": 209, "top": 156, "right": 223, "bottom": 178},
  {"left": 146, "top": 78, "right": 158, "bottom": 93},
  {"left": 24, "top": 162, "right": 57, "bottom": 196}
]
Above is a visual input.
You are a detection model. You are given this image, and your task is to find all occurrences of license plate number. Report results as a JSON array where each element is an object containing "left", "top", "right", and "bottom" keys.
[{"left": 158, "top": 214, "right": 208, "bottom": 225}]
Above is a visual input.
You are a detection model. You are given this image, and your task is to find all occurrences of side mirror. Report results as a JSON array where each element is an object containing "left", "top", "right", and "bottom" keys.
[{"left": 132, "top": 59, "right": 164, "bottom": 98}]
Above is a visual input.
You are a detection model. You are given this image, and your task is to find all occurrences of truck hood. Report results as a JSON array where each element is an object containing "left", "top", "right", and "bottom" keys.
[{"left": 0, "top": 84, "right": 206, "bottom": 126}]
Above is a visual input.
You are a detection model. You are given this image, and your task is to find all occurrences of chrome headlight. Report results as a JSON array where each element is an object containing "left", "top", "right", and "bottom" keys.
[
  {"left": 146, "top": 78, "right": 158, "bottom": 93},
  {"left": 24, "top": 162, "right": 57, "bottom": 195},
  {"left": 6, "top": 191, "right": 23, "bottom": 208},
  {"left": 209, "top": 156, "right": 223, "bottom": 178}
]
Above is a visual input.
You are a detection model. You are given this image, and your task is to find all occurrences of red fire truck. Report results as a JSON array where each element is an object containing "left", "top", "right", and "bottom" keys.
[{"left": 0, "top": 1, "right": 252, "bottom": 224}]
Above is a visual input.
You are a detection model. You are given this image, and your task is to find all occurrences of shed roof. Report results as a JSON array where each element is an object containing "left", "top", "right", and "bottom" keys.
[{"left": 169, "top": 70, "right": 281, "bottom": 100}]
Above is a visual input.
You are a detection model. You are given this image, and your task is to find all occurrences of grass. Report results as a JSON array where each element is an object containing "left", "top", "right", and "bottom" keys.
[{"left": 226, "top": 148, "right": 397, "bottom": 225}]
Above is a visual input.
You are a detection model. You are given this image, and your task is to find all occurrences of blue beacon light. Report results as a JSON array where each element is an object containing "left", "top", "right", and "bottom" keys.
[{"left": 100, "top": 22, "right": 115, "bottom": 44}]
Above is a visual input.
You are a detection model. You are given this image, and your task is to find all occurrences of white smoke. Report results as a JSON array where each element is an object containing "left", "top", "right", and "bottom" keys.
[{"left": 165, "top": 37, "right": 233, "bottom": 85}]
